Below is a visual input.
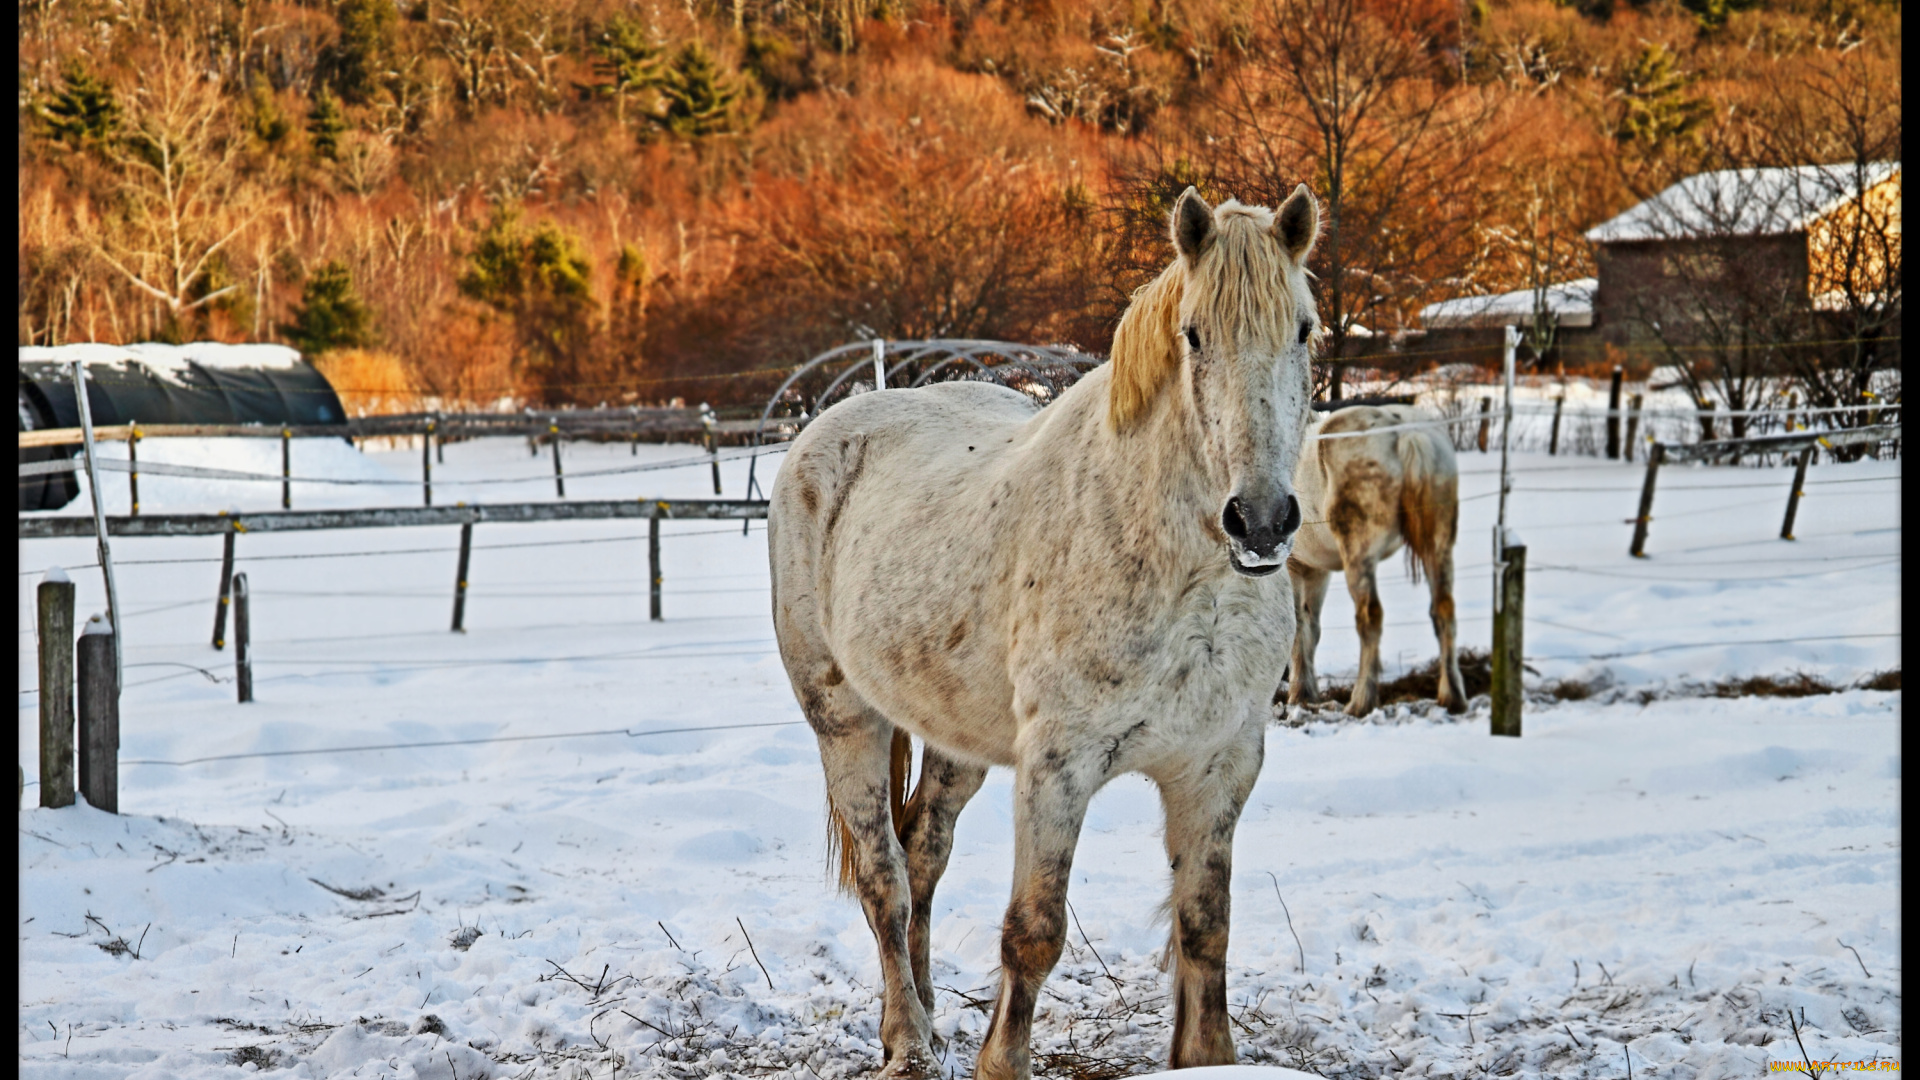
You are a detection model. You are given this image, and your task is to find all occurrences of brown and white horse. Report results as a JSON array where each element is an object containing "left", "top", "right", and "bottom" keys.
[
  {"left": 769, "top": 186, "right": 1322, "bottom": 1078},
  {"left": 1286, "top": 404, "right": 1466, "bottom": 717}
]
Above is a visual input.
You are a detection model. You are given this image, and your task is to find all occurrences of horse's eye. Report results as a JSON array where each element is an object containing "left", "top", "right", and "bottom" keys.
[
  {"left": 1297, "top": 321, "right": 1313, "bottom": 345},
  {"left": 1185, "top": 327, "right": 1201, "bottom": 351}
]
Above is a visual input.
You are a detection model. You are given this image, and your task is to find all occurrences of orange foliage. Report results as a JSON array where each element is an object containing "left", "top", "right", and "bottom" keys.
[{"left": 13, "top": 0, "right": 1901, "bottom": 407}]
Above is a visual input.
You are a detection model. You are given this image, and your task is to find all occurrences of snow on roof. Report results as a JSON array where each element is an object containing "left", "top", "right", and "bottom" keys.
[
  {"left": 19, "top": 342, "right": 307, "bottom": 378},
  {"left": 1419, "top": 278, "right": 1595, "bottom": 330},
  {"left": 1584, "top": 162, "right": 1900, "bottom": 244}
]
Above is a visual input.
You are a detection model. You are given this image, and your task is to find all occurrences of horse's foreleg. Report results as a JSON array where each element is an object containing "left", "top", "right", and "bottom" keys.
[
  {"left": 1345, "top": 559, "right": 1385, "bottom": 716},
  {"left": 899, "top": 747, "right": 987, "bottom": 1018},
  {"left": 976, "top": 746, "right": 1099, "bottom": 1080},
  {"left": 1159, "top": 719, "right": 1265, "bottom": 1069},
  {"left": 1286, "top": 564, "right": 1331, "bottom": 707},
  {"left": 1425, "top": 549, "right": 1467, "bottom": 713},
  {"left": 813, "top": 714, "right": 936, "bottom": 1076}
]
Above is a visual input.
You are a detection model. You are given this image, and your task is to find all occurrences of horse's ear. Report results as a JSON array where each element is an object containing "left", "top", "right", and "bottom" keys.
[
  {"left": 1276, "top": 183, "right": 1319, "bottom": 263},
  {"left": 1170, "top": 186, "right": 1214, "bottom": 262}
]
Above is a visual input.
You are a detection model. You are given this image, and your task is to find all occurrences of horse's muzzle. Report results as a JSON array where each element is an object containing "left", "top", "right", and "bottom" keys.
[{"left": 1223, "top": 493, "right": 1301, "bottom": 577}]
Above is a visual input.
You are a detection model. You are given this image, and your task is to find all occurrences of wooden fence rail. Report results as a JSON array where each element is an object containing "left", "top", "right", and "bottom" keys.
[
  {"left": 18, "top": 499, "right": 769, "bottom": 538},
  {"left": 21, "top": 498, "right": 770, "bottom": 627},
  {"left": 17, "top": 410, "right": 782, "bottom": 449}
]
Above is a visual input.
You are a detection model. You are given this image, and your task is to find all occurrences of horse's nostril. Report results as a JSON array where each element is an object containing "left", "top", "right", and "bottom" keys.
[
  {"left": 1279, "top": 494, "right": 1302, "bottom": 537},
  {"left": 1221, "top": 498, "right": 1249, "bottom": 540}
]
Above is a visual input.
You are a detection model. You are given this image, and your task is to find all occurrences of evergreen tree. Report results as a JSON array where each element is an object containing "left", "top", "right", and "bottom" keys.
[
  {"left": 1615, "top": 44, "right": 1711, "bottom": 150},
  {"left": 326, "top": 0, "right": 399, "bottom": 104},
  {"left": 281, "top": 261, "right": 375, "bottom": 355},
  {"left": 308, "top": 89, "right": 349, "bottom": 160},
  {"left": 1679, "top": 0, "right": 1759, "bottom": 32},
  {"left": 595, "top": 14, "right": 667, "bottom": 124},
  {"left": 458, "top": 206, "right": 530, "bottom": 309},
  {"left": 38, "top": 61, "right": 120, "bottom": 149},
  {"left": 248, "top": 81, "right": 293, "bottom": 146},
  {"left": 458, "top": 205, "right": 599, "bottom": 389},
  {"left": 654, "top": 41, "right": 747, "bottom": 139},
  {"left": 610, "top": 243, "right": 648, "bottom": 342}
]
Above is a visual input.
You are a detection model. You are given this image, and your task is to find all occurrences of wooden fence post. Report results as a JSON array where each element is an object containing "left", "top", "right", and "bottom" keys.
[
  {"left": 1697, "top": 400, "right": 1717, "bottom": 442},
  {"left": 1490, "top": 536, "right": 1525, "bottom": 738},
  {"left": 451, "top": 521, "right": 473, "bottom": 632},
  {"left": 1548, "top": 397, "right": 1564, "bottom": 456},
  {"left": 649, "top": 507, "right": 663, "bottom": 622},
  {"left": 1605, "top": 366, "right": 1623, "bottom": 459},
  {"left": 1476, "top": 397, "right": 1492, "bottom": 452},
  {"left": 212, "top": 528, "right": 236, "bottom": 650},
  {"left": 38, "top": 577, "right": 77, "bottom": 809},
  {"left": 550, "top": 420, "right": 565, "bottom": 498},
  {"left": 1624, "top": 394, "right": 1643, "bottom": 462},
  {"left": 436, "top": 413, "right": 445, "bottom": 464},
  {"left": 1629, "top": 443, "right": 1665, "bottom": 557},
  {"left": 233, "top": 572, "right": 253, "bottom": 703},
  {"left": 77, "top": 626, "right": 118, "bottom": 814},
  {"left": 128, "top": 422, "right": 141, "bottom": 516},
  {"left": 1780, "top": 447, "right": 1814, "bottom": 540},
  {"left": 282, "top": 426, "right": 293, "bottom": 509}
]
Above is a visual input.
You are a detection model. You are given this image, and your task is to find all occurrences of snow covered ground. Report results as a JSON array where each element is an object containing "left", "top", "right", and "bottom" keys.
[{"left": 19, "top": 431, "right": 1900, "bottom": 1079}]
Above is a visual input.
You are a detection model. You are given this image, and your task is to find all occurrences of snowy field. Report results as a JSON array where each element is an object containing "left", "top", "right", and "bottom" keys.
[{"left": 19, "top": 430, "right": 1901, "bottom": 1079}]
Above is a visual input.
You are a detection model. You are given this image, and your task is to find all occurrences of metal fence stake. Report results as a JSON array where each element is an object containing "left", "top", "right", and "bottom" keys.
[
  {"left": 233, "top": 573, "right": 253, "bottom": 703},
  {"left": 128, "top": 422, "right": 141, "bottom": 516},
  {"left": 452, "top": 521, "right": 474, "bottom": 632},
  {"left": 69, "top": 359, "right": 122, "bottom": 690},
  {"left": 282, "top": 425, "right": 293, "bottom": 509},
  {"left": 1605, "top": 366, "right": 1623, "bottom": 459},
  {"left": 649, "top": 506, "right": 663, "bottom": 622},
  {"left": 1548, "top": 397, "right": 1564, "bottom": 456},
  {"left": 423, "top": 418, "right": 434, "bottom": 507},
  {"left": 213, "top": 529, "right": 236, "bottom": 649},
  {"left": 1629, "top": 443, "right": 1665, "bottom": 557},
  {"left": 704, "top": 406, "right": 722, "bottom": 495},
  {"left": 1780, "top": 447, "right": 1814, "bottom": 540},
  {"left": 550, "top": 420, "right": 565, "bottom": 498}
]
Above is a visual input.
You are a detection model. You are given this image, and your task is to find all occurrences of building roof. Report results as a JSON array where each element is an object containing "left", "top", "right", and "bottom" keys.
[
  {"left": 1584, "top": 162, "right": 1900, "bottom": 244},
  {"left": 1419, "top": 278, "right": 1595, "bottom": 330}
]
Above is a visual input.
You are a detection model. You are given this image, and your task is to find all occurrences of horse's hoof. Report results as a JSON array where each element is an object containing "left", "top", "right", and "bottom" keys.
[{"left": 877, "top": 1045, "right": 941, "bottom": 1079}]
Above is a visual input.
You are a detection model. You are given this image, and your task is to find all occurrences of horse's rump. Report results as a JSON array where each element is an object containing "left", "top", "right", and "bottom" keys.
[{"left": 1381, "top": 406, "right": 1458, "bottom": 584}]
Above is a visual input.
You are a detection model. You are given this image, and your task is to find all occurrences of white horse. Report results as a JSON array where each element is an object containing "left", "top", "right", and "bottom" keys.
[
  {"left": 1286, "top": 404, "right": 1465, "bottom": 717},
  {"left": 769, "top": 185, "right": 1322, "bottom": 1078}
]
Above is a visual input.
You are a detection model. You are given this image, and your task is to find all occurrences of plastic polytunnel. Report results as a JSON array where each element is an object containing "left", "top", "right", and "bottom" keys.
[{"left": 18, "top": 342, "right": 350, "bottom": 512}]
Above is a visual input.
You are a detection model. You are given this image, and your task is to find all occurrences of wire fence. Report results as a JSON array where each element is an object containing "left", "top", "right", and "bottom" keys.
[{"left": 19, "top": 418, "right": 1901, "bottom": 779}]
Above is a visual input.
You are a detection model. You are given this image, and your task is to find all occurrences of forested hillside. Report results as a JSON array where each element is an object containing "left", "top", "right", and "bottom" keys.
[{"left": 17, "top": 0, "right": 1901, "bottom": 409}]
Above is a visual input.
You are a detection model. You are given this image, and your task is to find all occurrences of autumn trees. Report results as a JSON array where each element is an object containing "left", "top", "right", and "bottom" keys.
[{"left": 15, "top": 0, "right": 1903, "bottom": 412}]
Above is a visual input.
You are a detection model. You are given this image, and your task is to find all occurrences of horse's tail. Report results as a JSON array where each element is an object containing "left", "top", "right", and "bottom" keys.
[
  {"left": 1396, "top": 420, "right": 1459, "bottom": 585},
  {"left": 827, "top": 729, "right": 914, "bottom": 895}
]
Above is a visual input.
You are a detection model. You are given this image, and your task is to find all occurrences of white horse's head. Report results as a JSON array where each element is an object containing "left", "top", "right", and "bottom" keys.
[{"left": 1110, "top": 184, "right": 1322, "bottom": 576}]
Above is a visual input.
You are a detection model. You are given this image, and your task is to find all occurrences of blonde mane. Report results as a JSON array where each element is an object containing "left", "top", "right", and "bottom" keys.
[{"left": 1106, "top": 202, "right": 1311, "bottom": 430}]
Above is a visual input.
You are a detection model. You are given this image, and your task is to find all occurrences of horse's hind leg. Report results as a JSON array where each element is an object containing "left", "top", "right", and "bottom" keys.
[
  {"left": 1423, "top": 547, "right": 1467, "bottom": 713},
  {"left": 803, "top": 679, "right": 937, "bottom": 1075},
  {"left": 1157, "top": 718, "right": 1265, "bottom": 1068},
  {"left": 1344, "top": 558, "right": 1386, "bottom": 717},
  {"left": 1286, "top": 562, "right": 1332, "bottom": 708},
  {"left": 899, "top": 746, "right": 987, "bottom": 1018}
]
